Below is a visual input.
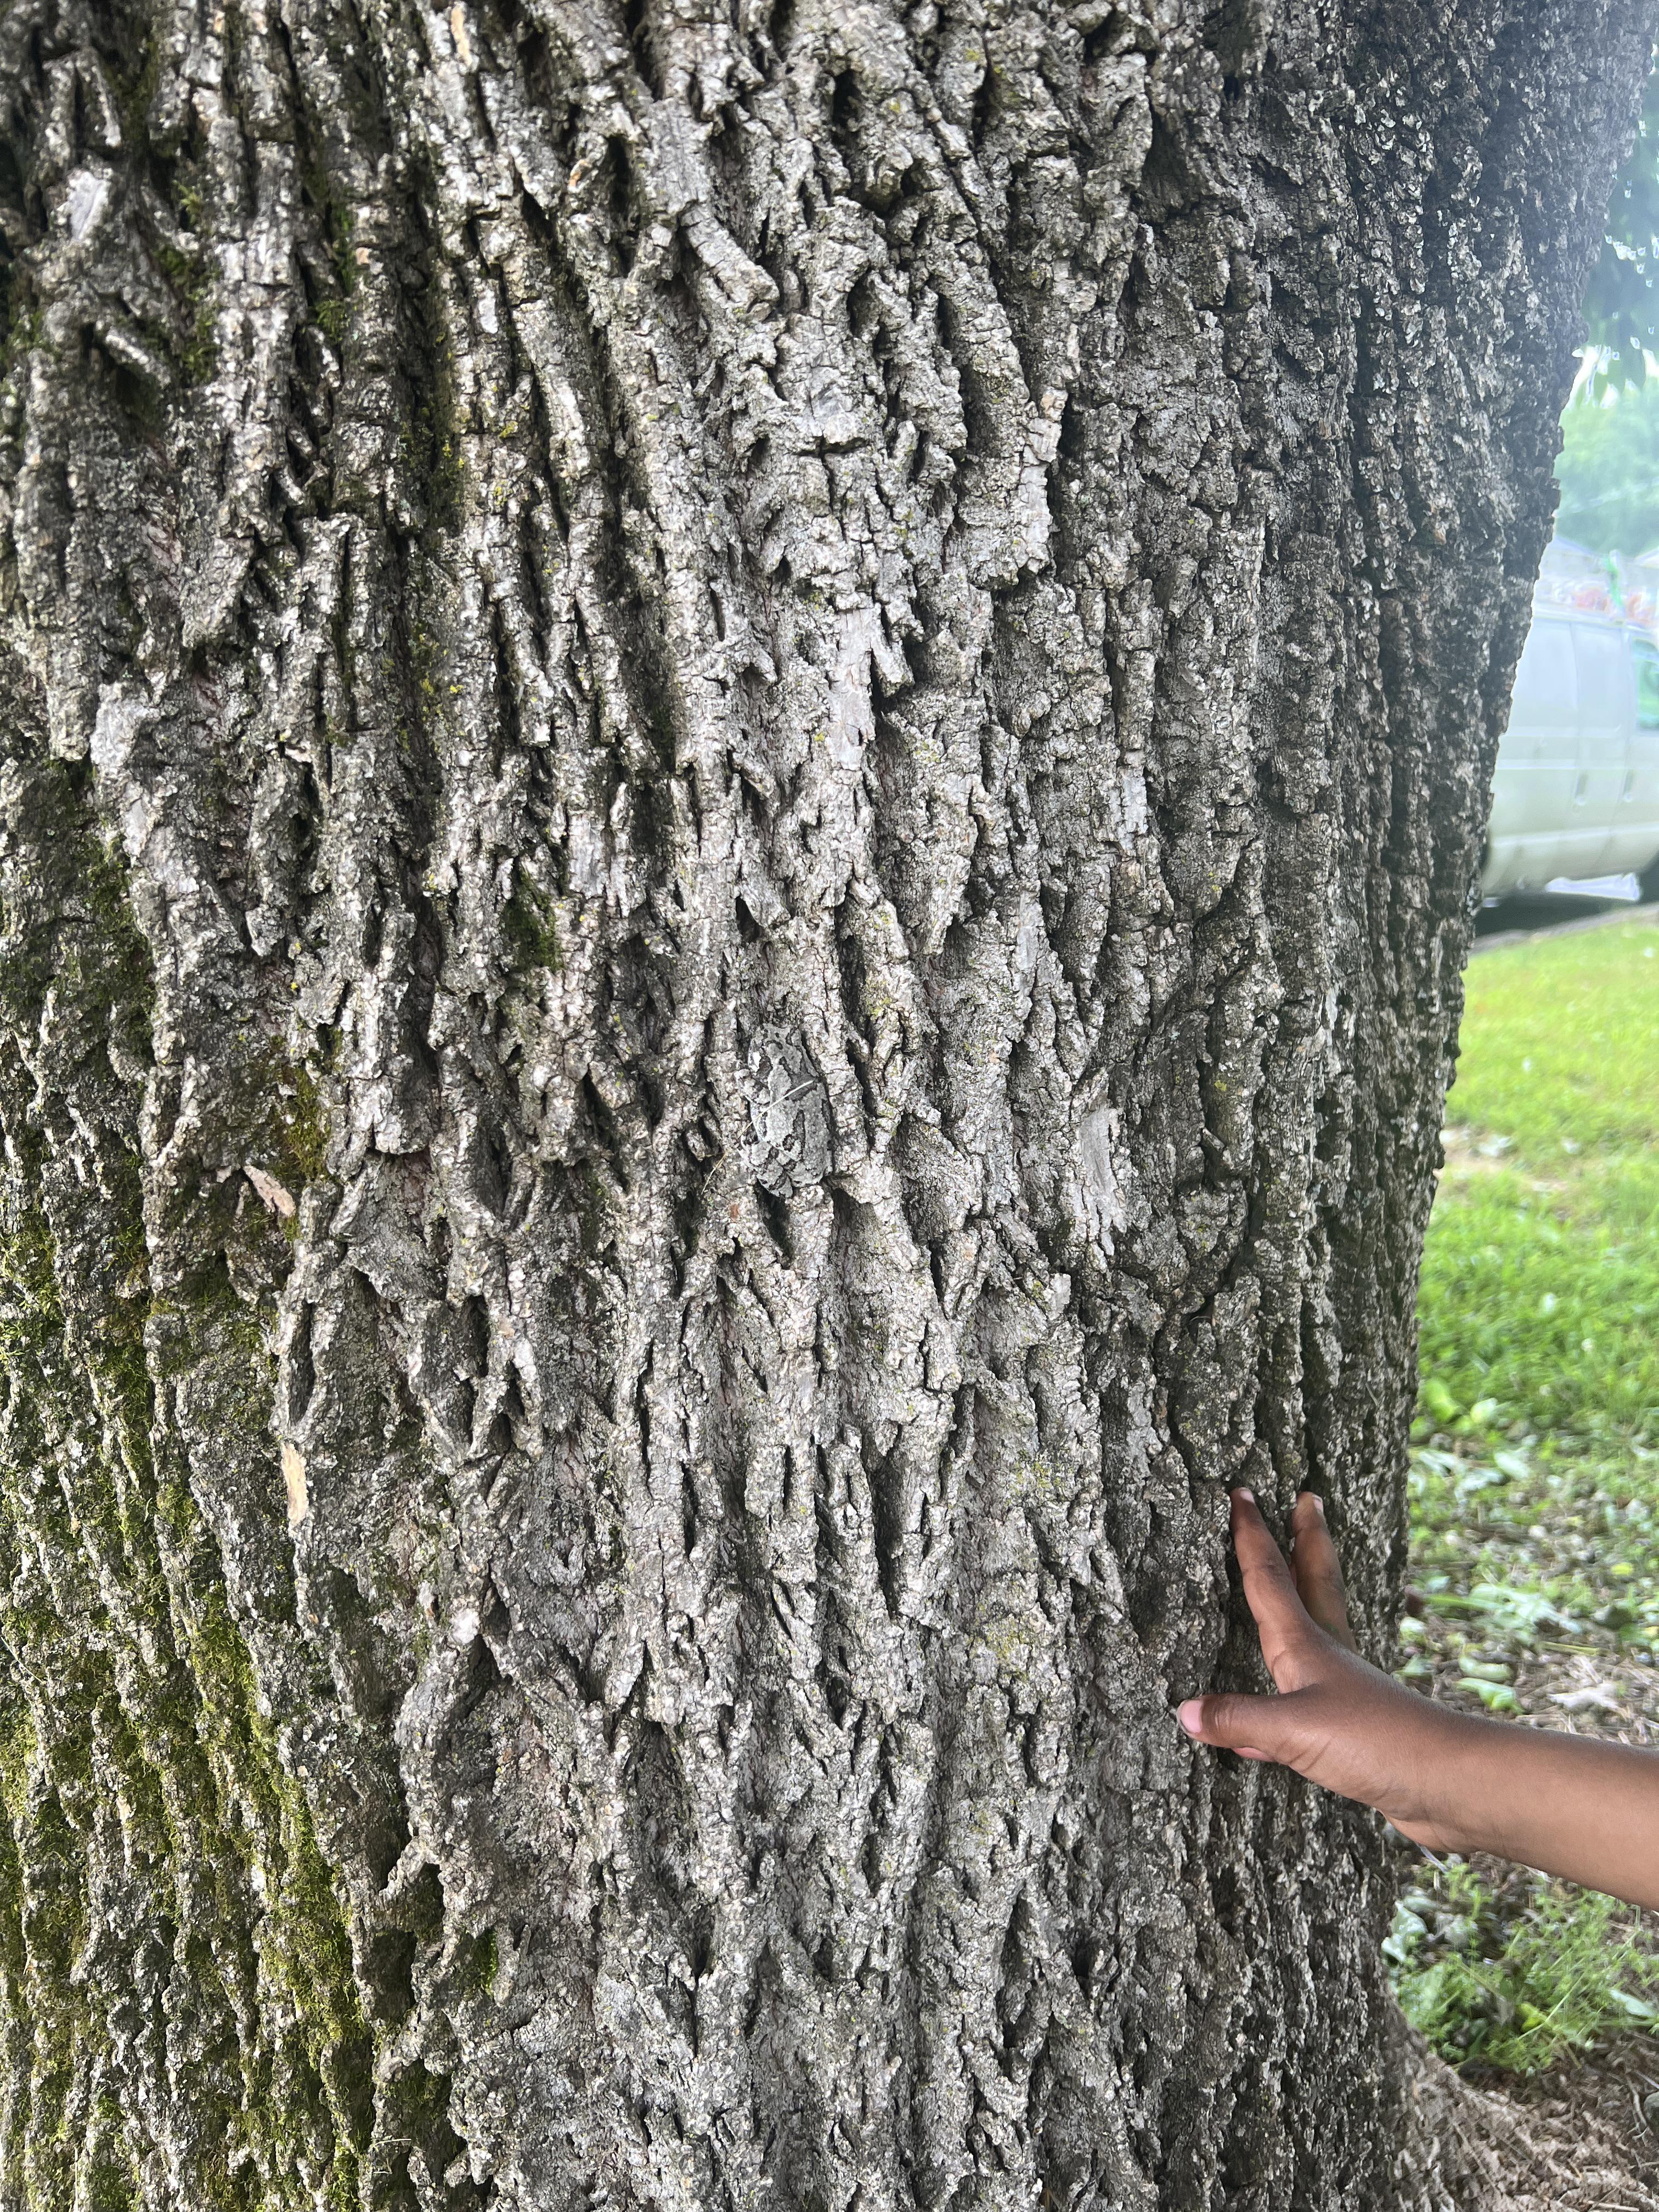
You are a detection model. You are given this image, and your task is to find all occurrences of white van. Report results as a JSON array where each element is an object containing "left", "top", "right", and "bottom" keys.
[{"left": 1483, "top": 608, "right": 1659, "bottom": 900}]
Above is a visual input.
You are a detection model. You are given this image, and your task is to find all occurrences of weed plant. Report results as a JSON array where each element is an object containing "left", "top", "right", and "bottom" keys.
[{"left": 1389, "top": 1860, "right": 1659, "bottom": 2073}]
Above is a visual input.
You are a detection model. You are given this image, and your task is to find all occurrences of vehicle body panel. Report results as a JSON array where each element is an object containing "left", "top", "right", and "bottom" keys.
[
  {"left": 1611, "top": 633, "right": 1659, "bottom": 875},
  {"left": 1482, "top": 609, "right": 1659, "bottom": 898}
]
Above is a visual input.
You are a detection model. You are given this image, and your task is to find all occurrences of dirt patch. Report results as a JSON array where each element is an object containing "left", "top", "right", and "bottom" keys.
[{"left": 1414, "top": 2046, "right": 1659, "bottom": 2210}]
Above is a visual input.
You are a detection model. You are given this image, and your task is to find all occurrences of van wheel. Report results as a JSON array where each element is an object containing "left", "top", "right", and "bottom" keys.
[{"left": 1641, "top": 856, "right": 1659, "bottom": 907}]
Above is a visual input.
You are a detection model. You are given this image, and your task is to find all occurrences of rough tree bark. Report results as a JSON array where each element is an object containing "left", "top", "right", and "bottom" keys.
[{"left": 0, "top": 1, "right": 1645, "bottom": 2207}]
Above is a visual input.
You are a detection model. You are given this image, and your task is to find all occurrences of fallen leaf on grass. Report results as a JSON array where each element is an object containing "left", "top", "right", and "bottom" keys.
[{"left": 1551, "top": 1683, "right": 1624, "bottom": 1713}]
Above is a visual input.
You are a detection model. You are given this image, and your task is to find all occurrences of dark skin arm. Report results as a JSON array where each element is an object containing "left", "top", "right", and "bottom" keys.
[{"left": 1178, "top": 1488, "right": 1659, "bottom": 1911}]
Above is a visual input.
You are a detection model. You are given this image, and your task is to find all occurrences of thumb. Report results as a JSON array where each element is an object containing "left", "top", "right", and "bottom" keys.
[{"left": 1177, "top": 1691, "right": 1299, "bottom": 1764}]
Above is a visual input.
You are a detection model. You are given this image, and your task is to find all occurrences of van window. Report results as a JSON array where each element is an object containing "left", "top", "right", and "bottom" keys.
[
  {"left": 1514, "top": 620, "right": 1575, "bottom": 718},
  {"left": 1633, "top": 637, "right": 1659, "bottom": 730},
  {"left": 1572, "top": 623, "right": 1629, "bottom": 723}
]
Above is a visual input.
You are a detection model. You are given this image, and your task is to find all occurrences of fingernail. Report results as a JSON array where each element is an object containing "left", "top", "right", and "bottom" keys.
[
  {"left": 1298, "top": 1490, "right": 1325, "bottom": 1516},
  {"left": 1231, "top": 1487, "right": 1255, "bottom": 1504},
  {"left": 1177, "top": 1700, "right": 1204, "bottom": 1736}
]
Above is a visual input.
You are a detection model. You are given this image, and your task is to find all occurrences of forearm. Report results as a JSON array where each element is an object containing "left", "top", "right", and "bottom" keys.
[{"left": 1423, "top": 1711, "right": 1659, "bottom": 1910}]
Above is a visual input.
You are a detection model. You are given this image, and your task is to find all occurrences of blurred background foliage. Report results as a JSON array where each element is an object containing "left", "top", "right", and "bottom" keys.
[
  {"left": 1400, "top": 919, "right": 1659, "bottom": 2087},
  {"left": 1556, "top": 54, "right": 1659, "bottom": 556},
  {"left": 1582, "top": 62, "right": 1659, "bottom": 391},
  {"left": 1555, "top": 381, "right": 1659, "bottom": 555}
]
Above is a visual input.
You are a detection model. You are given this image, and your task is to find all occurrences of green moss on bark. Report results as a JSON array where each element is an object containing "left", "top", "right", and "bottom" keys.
[{"left": 0, "top": 746, "right": 375, "bottom": 2209}]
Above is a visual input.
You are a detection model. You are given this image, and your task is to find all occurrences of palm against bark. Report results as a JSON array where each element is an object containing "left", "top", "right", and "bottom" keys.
[
  {"left": 1178, "top": 1491, "right": 1470, "bottom": 1849},
  {"left": 1181, "top": 1491, "right": 1659, "bottom": 1910}
]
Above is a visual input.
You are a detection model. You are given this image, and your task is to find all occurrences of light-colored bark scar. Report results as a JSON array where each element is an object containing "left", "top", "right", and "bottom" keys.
[
  {"left": 281, "top": 1441, "right": 308, "bottom": 1530},
  {"left": 246, "top": 1163, "right": 297, "bottom": 1219},
  {"left": 747, "top": 1028, "right": 835, "bottom": 1194},
  {"left": 1075, "top": 1102, "right": 1128, "bottom": 1255}
]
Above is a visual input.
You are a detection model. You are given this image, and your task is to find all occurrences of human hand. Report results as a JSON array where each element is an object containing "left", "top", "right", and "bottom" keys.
[{"left": 1176, "top": 1488, "right": 1469, "bottom": 1850}]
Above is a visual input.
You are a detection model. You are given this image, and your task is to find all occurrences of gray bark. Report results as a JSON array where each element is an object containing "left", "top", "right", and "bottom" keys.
[{"left": 0, "top": 1, "right": 1645, "bottom": 2207}]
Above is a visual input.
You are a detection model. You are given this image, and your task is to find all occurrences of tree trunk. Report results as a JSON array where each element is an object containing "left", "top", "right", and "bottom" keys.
[{"left": 0, "top": 1, "right": 1644, "bottom": 2206}]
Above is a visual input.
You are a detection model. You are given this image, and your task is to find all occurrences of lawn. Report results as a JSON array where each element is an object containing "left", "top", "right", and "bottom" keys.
[
  {"left": 1392, "top": 912, "right": 1659, "bottom": 2094},
  {"left": 1412, "top": 917, "right": 1659, "bottom": 1638}
]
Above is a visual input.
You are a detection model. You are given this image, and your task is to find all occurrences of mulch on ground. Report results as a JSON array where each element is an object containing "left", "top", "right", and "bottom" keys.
[{"left": 1396, "top": 1613, "right": 1659, "bottom": 2196}]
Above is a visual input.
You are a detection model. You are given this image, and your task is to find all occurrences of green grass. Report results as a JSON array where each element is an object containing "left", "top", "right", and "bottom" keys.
[
  {"left": 1412, "top": 920, "right": 1659, "bottom": 1641},
  {"left": 1400, "top": 913, "right": 1659, "bottom": 2070},
  {"left": 1420, "top": 924, "right": 1659, "bottom": 1442}
]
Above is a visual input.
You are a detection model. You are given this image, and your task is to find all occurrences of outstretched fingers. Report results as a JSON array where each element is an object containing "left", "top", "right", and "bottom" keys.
[
  {"left": 1290, "top": 1491, "right": 1357, "bottom": 1651},
  {"left": 1228, "top": 1489, "right": 1319, "bottom": 1683}
]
